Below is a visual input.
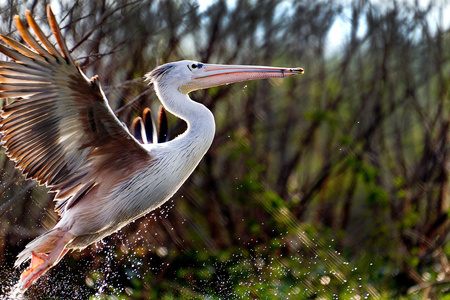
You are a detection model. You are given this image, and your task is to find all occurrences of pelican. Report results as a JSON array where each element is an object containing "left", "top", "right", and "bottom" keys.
[{"left": 0, "top": 6, "right": 303, "bottom": 291}]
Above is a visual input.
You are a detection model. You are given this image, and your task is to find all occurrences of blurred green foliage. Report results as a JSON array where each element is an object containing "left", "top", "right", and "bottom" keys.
[{"left": 1, "top": 0, "right": 450, "bottom": 299}]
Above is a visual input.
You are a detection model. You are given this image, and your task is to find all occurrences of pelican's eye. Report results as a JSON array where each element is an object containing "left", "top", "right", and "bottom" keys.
[{"left": 188, "top": 63, "right": 203, "bottom": 72}]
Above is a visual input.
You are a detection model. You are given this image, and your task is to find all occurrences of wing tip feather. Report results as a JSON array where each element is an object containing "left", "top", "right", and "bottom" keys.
[
  {"left": 25, "top": 7, "right": 60, "bottom": 58},
  {"left": 46, "top": 5, "right": 75, "bottom": 66}
]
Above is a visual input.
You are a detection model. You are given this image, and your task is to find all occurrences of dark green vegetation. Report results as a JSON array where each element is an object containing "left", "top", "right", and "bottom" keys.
[{"left": 1, "top": 0, "right": 449, "bottom": 299}]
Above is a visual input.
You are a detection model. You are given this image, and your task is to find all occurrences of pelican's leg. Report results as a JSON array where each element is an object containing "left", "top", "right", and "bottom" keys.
[{"left": 19, "top": 232, "right": 74, "bottom": 291}]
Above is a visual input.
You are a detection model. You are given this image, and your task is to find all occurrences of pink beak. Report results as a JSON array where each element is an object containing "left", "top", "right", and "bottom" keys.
[{"left": 179, "top": 63, "right": 304, "bottom": 93}]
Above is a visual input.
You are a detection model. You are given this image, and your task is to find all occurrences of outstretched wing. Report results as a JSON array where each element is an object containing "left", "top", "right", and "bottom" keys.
[{"left": 0, "top": 6, "right": 153, "bottom": 214}]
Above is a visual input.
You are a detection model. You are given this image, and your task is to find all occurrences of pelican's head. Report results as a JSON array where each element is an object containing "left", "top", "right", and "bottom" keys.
[{"left": 146, "top": 60, "right": 304, "bottom": 95}]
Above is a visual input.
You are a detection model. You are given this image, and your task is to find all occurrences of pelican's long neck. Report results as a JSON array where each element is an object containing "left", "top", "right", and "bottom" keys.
[{"left": 154, "top": 83, "right": 216, "bottom": 154}]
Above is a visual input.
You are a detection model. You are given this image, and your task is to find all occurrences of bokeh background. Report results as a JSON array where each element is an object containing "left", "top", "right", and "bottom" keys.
[{"left": 1, "top": 0, "right": 450, "bottom": 299}]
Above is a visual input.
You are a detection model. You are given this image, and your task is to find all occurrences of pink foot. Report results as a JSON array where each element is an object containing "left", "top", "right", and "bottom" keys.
[
  {"left": 18, "top": 231, "right": 73, "bottom": 291},
  {"left": 19, "top": 252, "right": 50, "bottom": 291}
]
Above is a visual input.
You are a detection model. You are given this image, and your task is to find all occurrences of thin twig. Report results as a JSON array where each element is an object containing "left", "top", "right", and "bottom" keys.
[
  {"left": 408, "top": 280, "right": 450, "bottom": 295},
  {"left": 69, "top": 1, "right": 141, "bottom": 53},
  {"left": 114, "top": 88, "right": 153, "bottom": 116},
  {"left": 0, "top": 181, "right": 36, "bottom": 218}
]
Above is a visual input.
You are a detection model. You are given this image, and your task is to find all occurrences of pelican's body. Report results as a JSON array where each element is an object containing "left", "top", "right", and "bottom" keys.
[
  {"left": 0, "top": 6, "right": 303, "bottom": 291},
  {"left": 62, "top": 105, "right": 214, "bottom": 248}
]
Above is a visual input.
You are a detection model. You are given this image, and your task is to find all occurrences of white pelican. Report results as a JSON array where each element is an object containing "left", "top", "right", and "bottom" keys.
[{"left": 0, "top": 6, "right": 303, "bottom": 291}]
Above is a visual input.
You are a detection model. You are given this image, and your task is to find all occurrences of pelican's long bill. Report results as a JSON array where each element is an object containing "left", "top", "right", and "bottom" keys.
[{"left": 179, "top": 64, "right": 304, "bottom": 94}]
